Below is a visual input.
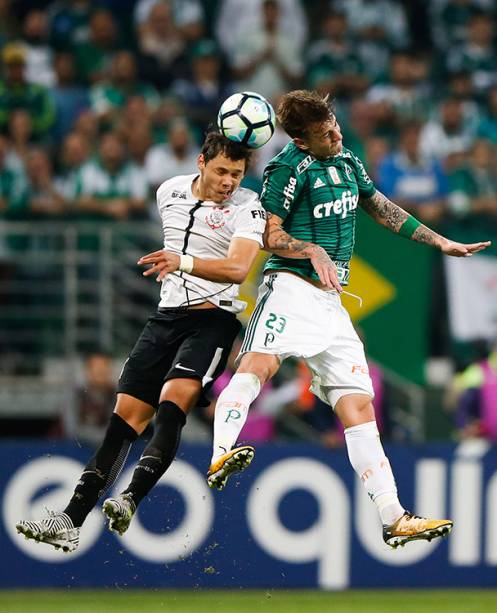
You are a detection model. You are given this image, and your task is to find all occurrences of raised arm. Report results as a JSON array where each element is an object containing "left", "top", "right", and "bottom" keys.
[
  {"left": 360, "top": 189, "right": 491, "bottom": 257},
  {"left": 138, "top": 237, "right": 261, "bottom": 285},
  {"left": 263, "top": 211, "right": 342, "bottom": 291}
]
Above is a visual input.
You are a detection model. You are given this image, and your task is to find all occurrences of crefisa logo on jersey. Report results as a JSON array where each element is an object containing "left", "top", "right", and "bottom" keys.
[
  {"left": 205, "top": 207, "right": 230, "bottom": 229},
  {"left": 283, "top": 176, "right": 297, "bottom": 210}
]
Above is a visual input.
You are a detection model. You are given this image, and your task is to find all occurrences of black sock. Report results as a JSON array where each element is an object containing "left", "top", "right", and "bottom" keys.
[
  {"left": 64, "top": 413, "right": 138, "bottom": 527},
  {"left": 122, "top": 401, "right": 186, "bottom": 508}
]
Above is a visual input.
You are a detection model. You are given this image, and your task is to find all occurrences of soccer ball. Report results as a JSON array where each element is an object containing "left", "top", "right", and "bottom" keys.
[{"left": 217, "top": 92, "right": 276, "bottom": 149}]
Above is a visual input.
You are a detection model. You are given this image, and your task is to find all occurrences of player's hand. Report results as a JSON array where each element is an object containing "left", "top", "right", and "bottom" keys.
[
  {"left": 310, "top": 246, "right": 343, "bottom": 292},
  {"left": 138, "top": 250, "right": 180, "bottom": 281},
  {"left": 441, "top": 239, "right": 492, "bottom": 257}
]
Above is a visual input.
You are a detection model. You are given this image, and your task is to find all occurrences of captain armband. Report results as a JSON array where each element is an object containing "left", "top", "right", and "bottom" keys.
[
  {"left": 179, "top": 254, "right": 194, "bottom": 274},
  {"left": 398, "top": 215, "right": 421, "bottom": 239}
]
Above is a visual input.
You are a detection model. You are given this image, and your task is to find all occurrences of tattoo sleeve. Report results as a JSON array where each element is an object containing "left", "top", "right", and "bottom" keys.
[
  {"left": 411, "top": 224, "right": 446, "bottom": 249},
  {"left": 360, "top": 189, "right": 445, "bottom": 249},
  {"left": 263, "top": 212, "right": 318, "bottom": 259},
  {"left": 359, "top": 189, "right": 409, "bottom": 232}
]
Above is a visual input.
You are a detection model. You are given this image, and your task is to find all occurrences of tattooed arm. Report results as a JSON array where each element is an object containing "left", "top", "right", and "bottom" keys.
[
  {"left": 360, "top": 189, "right": 491, "bottom": 256},
  {"left": 263, "top": 211, "right": 342, "bottom": 291}
]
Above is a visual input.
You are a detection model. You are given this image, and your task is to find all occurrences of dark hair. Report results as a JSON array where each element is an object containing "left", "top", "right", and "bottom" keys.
[
  {"left": 399, "top": 120, "right": 422, "bottom": 136},
  {"left": 201, "top": 131, "right": 252, "bottom": 169},
  {"left": 277, "top": 90, "right": 334, "bottom": 139}
]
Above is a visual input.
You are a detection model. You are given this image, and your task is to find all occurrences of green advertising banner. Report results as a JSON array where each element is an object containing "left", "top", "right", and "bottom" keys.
[{"left": 345, "top": 211, "right": 433, "bottom": 385}]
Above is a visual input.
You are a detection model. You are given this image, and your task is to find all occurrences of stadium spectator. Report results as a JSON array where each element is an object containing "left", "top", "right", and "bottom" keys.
[
  {"left": 364, "top": 136, "right": 390, "bottom": 184},
  {"left": 445, "top": 11, "right": 497, "bottom": 94},
  {"left": 333, "top": 0, "right": 409, "bottom": 81},
  {"left": 0, "top": 43, "right": 55, "bottom": 139},
  {"left": 217, "top": 0, "right": 306, "bottom": 58},
  {"left": 90, "top": 50, "right": 159, "bottom": 125},
  {"left": 126, "top": 123, "right": 153, "bottom": 171},
  {"left": 145, "top": 118, "right": 198, "bottom": 191},
  {"left": 73, "top": 109, "right": 99, "bottom": 152},
  {"left": 453, "top": 339, "right": 497, "bottom": 440},
  {"left": 22, "top": 9, "right": 56, "bottom": 88},
  {"left": 340, "top": 98, "right": 379, "bottom": 162},
  {"left": 54, "top": 131, "right": 90, "bottom": 202},
  {"left": 0, "top": 0, "right": 19, "bottom": 47},
  {"left": 73, "top": 8, "right": 120, "bottom": 84},
  {"left": 76, "top": 132, "right": 147, "bottom": 220},
  {"left": 51, "top": 52, "right": 90, "bottom": 141},
  {"left": 430, "top": 0, "right": 483, "bottom": 51},
  {"left": 0, "top": 136, "right": 25, "bottom": 218},
  {"left": 134, "top": 0, "right": 205, "bottom": 44},
  {"left": 367, "top": 50, "right": 432, "bottom": 132},
  {"left": 228, "top": 0, "right": 304, "bottom": 101},
  {"left": 136, "top": 0, "right": 188, "bottom": 90},
  {"left": 113, "top": 95, "right": 153, "bottom": 144},
  {"left": 172, "top": 39, "right": 233, "bottom": 136},
  {"left": 448, "top": 139, "right": 497, "bottom": 217},
  {"left": 334, "top": 0, "right": 409, "bottom": 49},
  {"left": 419, "top": 97, "right": 476, "bottom": 166},
  {"left": 306, "top": 10, "right": 369, "bottom": 98},
  {"left": 378, "top": 121, "right": 448, "bottom": 224},
  {"left": 48, "top": 0, "right": 93, "bottom": 51},
  {"left": 446, "top": 70, "right": 480, "bottom": 133},
  {"left": 477, "top": 85, "right": 497, "bottom": 143},
  {"left": 22, "top": 148, "right": 66, "bottom": 217},
  {"left": 5, "top": 109, "right": 33, "bottom": 178},
  {"left": 61, "top": 352, "right": 117, "bottom": 447}
]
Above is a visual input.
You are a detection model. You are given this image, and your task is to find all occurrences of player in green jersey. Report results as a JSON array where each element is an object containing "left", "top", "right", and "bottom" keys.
[{"left": 207, "top": 90, "right": 491, "bottom": 548}]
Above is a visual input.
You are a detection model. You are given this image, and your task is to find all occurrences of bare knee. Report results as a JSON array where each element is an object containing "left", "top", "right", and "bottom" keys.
[
  {"left": 159, "top": 378, "right": 202, "bottom": 413},
  {"left": 115, "top": 393, "right": 155, "bottom": 435},
  {"left": 237, "top": 352, "right": 280, "bottom": 385},
  {"left": 334, "top": 393, "right": 376, "bottom": 429}
]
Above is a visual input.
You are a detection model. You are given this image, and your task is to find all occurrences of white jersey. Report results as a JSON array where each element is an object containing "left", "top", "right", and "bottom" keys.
[{"left": 156, "top": 173, "right": 266, "bottom": 313}]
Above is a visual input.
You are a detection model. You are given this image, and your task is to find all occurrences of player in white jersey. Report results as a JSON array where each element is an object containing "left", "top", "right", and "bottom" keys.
[{"left": 16, "top": 133, "right": 266, "bottom": 552}]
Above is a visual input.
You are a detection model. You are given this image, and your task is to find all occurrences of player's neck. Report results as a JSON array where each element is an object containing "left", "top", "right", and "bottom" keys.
[{"left": 192, "top": 176, "right": 224, "bottom": 204}]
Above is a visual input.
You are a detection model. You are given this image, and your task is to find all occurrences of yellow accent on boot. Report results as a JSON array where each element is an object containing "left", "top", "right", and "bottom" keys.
[
  {"left": 207, "top": 446, "right": 255, "bottom": 491},
  {"left": 383, "top": 511, "right": 453, "bottom": 549}
]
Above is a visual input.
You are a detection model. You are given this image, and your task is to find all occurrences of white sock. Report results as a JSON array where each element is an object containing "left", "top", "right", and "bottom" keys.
[
  {"left": 344, "top": 421, "right": 405, "bottom": 526},
  {"left": 211, "top": 373, "right": 261, "bottom": 464}
]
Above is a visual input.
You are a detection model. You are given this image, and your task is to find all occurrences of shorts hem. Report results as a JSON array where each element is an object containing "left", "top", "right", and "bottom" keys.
[
  {"left": 116, "top": 387, "right": 158, "bottom": 408},
  {"left": 312, "top": 385, "right": 374, "bottom": 409}
]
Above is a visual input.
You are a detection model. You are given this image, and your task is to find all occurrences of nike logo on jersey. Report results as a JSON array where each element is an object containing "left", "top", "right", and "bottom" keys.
[
  {"left": 313, "top": 177, "right": 325, "bottom": 189},
  {"left": 175, "top": 363, "right": 196, "bottom": 372}
]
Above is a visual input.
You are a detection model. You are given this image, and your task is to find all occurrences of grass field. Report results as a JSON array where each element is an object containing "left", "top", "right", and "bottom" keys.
[{"left": 1, "top": 590, "right": 497, "bottom": 612}]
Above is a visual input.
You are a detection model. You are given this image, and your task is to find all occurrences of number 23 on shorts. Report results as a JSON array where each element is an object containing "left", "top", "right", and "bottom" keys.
[{"left": 265, "top": 312, "right": 287, "bottom": 334}]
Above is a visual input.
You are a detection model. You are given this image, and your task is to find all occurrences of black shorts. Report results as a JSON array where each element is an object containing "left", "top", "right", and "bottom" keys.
[{"left": 117, "top": 307, "right": 241, "bottom": 408}]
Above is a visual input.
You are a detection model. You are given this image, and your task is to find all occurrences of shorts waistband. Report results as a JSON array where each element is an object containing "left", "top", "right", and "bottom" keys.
[{"left": 156, "top": 305, "right": 235, "bottom": 317}]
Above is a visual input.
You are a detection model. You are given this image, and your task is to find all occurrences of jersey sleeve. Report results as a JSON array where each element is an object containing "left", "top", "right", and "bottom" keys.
[
  {"left": 260, "top": 163, "right": 303, "bottom": 219},
  {"left": 155, "top": 179, "right": 173, "bottom": 215},
  {"left": 349, "top": 150, "right": 376, "bottom": 199},
  {"left": 232, "top": 194, "right": 266, "bottom": 247}
]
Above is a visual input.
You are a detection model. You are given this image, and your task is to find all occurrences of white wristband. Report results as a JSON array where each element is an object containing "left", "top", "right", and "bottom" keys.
[{"left": 179, "top": 254, "right": 194, "bottom": 274}]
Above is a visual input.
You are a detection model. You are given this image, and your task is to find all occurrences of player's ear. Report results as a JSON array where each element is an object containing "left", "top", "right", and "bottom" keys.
[
  {"left": 293, "top": 137, "right": 309, "bottom": 151},
  {"left": 197, "top": 154, "right": 206, "bottom": 171}
]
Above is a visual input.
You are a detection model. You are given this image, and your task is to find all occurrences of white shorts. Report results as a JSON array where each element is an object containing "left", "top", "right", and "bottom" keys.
[{"left": 239, "top": 272, "right": 374, "bottom": 408}]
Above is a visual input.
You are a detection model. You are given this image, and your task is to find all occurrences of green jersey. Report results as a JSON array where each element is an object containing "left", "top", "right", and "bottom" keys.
[{"left": 261, "top": 142, "right": 376, "bottom": 285}]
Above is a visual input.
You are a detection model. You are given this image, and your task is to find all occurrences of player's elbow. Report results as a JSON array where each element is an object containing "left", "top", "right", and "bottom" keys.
[{"left": 227, "top": 262, "right": 250, "bottom": 284}]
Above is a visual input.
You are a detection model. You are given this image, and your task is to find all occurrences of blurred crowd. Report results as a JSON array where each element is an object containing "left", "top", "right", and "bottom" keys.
[
  {"left": 1, "top": 0, "right": 497, "bottom": 225},
  {"left": 1, "top": 0, "right": 497, "bottom": 445}
]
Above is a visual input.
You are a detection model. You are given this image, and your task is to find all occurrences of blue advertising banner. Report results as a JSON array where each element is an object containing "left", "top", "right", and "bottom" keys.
[{"left": 1, "top": 440, "right": 496, "bottom": 590}]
